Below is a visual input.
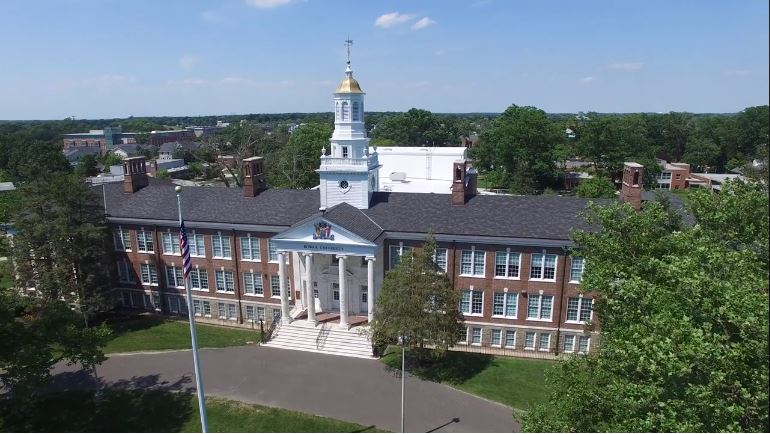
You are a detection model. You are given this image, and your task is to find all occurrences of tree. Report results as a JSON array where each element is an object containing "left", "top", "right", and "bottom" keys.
[
  {"left": 75, "top": 153, "right": 99, "bottom": 177},
  {"left": 101, "top": 153, "right": 123, "bottom": 169},
  {"left": 155, "top": 169, "right": 170, "bottom": 180},
  {"left": 370, "top": 108, "right": 462, "bottom": 146},
  {"left": 371, "top": 235, "right": 464, "bottom": 357},
  {"left": 2, "top": 174, "right": 112, "bottom": 396},
  {"left": 471, "top": 105, "right": 559, "bottom": 194},
  {"left": 576, "top": 114, "right": 652, "bottom": 177},
  {"left": 575, "top": 176, "right": 616, "bottom": 198},
  {"left": 271, "top": 122, "right": 331, "bottom": 189},
  {"left": 523, "top": 181, "right": 769, "bottom": 432}
]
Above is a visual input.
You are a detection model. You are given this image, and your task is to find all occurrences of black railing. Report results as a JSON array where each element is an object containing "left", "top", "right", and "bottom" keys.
[
  {"left": 261, "top": 313, "right": 282, "bottom": 343},
  {"left": 315, "top": 322, "right": 331, "bottom": 350}
]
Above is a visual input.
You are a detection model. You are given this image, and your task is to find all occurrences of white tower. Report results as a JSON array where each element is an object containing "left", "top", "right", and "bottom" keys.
[{"left": 318, "top": 40, "right": 380, "bottom": 210}]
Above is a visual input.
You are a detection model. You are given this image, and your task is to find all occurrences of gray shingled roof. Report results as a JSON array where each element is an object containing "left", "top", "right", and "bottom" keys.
[
  {"left": 363, "top": 192, "right": 599, "bottom": 240},
  {"left": 101, "top": 180, "right": 598, "bottom": 241},
  {"left": 102, "top": 179, "right": 319, "bottom": 227}
]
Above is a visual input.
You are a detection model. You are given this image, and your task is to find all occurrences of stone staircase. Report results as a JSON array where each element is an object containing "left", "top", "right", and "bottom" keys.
[{"left": 262, "top": 319, "right": 375, "bottom": 359}]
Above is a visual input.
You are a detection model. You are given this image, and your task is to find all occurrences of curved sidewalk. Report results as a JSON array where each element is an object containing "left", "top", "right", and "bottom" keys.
[{"left": 53, "top": 345, "right": 518, "bottom": 432}]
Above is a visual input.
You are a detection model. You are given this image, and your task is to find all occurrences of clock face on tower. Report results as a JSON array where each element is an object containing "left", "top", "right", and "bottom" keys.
[{"left": 338, "top": 179, "right": 350, "bottom": 193}]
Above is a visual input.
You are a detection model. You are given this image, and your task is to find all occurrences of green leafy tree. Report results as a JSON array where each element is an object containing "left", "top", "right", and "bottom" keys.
[
  {"left": 575, "top": 176, "right": 616, "bottom": 198},
  {"left": 101, "top": 153, "right": 123, "bottom": 169},
  {"left": 272, "top": 123, "right": 331, "bottom": 189},
  {"left": 371, "top": 235, "right": 464, "bottom": 357},
  {"left": 2, "top": 174, "right": 112, "bottom": 396},
  {"left": 370, "top": 108, "right": 461, "bottom": 146},
  {"left": 75, "top": 153, "right": 99, "bottom": 178},
  {"left": 155, "top": 169, "right": 170, "bottom": 180},
  {"left": 576, "top": 114, "right": 652, "bottom": 177},
  {"left": 523, "top": 181, "right": 769, "bottom": 432},
  {"left": 471, "top": 105, "right": 559, "bottom": 194}
]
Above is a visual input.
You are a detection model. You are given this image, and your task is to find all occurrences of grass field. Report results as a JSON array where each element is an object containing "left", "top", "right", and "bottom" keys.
[
  {"left": 381, "top": 347, "right": 553, "bottom": 411},
  {"left": 103, "top": 315, "right": 261, "bottom": 354},
  {"left": 0, "top": 389, "right": 383, "bottom": 432}
]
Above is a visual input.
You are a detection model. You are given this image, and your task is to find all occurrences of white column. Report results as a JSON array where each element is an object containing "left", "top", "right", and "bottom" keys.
[
  {"left": 278, "top": 251, "right": 291, "bottom": 323},
  {"left": 366, "top": 256, "right": 375, "bottom": 323},
  {"left": 338, "top": 255, "right": 349, "bottom": 329},
  {"left": 305, "top": 253, "right": 316, "bottom": 324}
]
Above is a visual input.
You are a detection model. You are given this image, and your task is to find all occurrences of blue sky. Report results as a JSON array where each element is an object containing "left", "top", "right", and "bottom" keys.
[{"left": 0, "top": 0, "right": 767, "bottom": 119}]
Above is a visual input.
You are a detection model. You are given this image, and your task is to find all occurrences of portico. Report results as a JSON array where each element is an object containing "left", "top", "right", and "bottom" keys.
[{"left": 271, "top": 208, "right": 382, "bottom": 329}]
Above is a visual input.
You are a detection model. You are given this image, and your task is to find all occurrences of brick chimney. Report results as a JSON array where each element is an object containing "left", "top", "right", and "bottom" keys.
[
  {"left": 620, "top": 162, "right": 644, "bottom": 211},
  {"left": 451, "top": 159, "right": 478, "bottom": 206},
  {"left": 123, "top": 156, "right": 149, "bottom": 193},
  {"left": 243, "top": 156, "right": 267, "bottom": 197}
]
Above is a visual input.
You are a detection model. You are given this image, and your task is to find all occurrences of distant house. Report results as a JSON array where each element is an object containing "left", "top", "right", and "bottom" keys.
[
  {"left": 63, "top": 147, "right": 101, "bottom": 165},
  {"left": 655, "top": 159, "right": 690, "bottom": 190},
  {"left": 113, "top": 144, "right": 158, "bottom": 159},
  {"left": 158, "top": 141, "right": 201, "bottom": 161}
]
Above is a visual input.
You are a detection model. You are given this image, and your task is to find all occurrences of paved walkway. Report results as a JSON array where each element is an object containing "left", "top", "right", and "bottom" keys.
[{"left": 52, "top": 345, "right": 518, "bottom": 432}]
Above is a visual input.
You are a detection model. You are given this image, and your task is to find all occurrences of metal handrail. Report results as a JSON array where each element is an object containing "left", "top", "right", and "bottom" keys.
[{"left": 261, "top": 313, "right": 281, "bottom": 343}]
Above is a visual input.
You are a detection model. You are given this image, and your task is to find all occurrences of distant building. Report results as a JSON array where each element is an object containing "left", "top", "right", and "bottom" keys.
[
  {"left": 63, "top": 147, "right": 101, "bottom": 165},
  {"left": 62, "top": 127, "right": 196, "bottom": 155},
  {"left": 113, "top": 144, "right": 158, "bottom": 159},
  {"left": 688, "top": 173, "right": 746, "bottom": 191},
  {"left": 655, "top": 159, "right": 690, "bottom": 190},
  {"left": 158, "top": 141, "right": 201, "bottom": 160},
  {"left": 371, "top": 146, "right": 467, "bottom": 194}
]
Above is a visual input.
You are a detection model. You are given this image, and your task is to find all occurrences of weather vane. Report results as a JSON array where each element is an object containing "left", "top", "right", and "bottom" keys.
[{"left": 345, "top": 38, "right": 353, "bottom": 65}]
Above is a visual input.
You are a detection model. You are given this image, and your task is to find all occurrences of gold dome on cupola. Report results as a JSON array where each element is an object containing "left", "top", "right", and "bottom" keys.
[{"left": 335, "top": 63, "right": 364, "bottom": 94}]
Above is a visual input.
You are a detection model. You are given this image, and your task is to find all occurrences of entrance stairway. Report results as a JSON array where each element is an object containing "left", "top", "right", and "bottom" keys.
[{"left": 263, "top": 319, "right": 375, "bottom": 359}]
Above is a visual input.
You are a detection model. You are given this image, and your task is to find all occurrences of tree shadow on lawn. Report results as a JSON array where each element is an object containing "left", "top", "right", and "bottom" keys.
[
  {"left": 97, "top": 312, "right": 168, "bottom": 337},
  {"left": 1, "top": 373, "right": 195, "bottom": 432},
  {"left": 383, "top": 347, "right": 494, "bottom": 385}
]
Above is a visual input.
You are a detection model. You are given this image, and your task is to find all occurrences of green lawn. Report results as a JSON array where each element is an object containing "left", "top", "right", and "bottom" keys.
[
  {"left": 103, "top": 315, "right": 261, "bottom": 354},
  {"left": 0, "top": 389, "right": 382, "bottom": 432},
  {"left": 381, "top": 347, "right": 553, "bottom": 411}
]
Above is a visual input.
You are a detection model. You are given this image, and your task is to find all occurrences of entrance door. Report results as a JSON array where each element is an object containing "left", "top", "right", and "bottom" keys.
[
  {"left": 331, "top": 282, "right": 340, "bottom": 310},
  {"left": 359, "top": 287, "right": 368, "bottom": 315}
]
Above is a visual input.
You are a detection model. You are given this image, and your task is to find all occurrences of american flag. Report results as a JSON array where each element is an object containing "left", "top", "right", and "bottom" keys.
[{"left": 180, "top": 221, "right": 192, "bottom": 278}]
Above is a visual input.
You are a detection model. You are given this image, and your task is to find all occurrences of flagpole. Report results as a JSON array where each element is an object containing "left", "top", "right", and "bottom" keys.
[{"left": 176, "top": 186, "right": 209, "bottom": 433}]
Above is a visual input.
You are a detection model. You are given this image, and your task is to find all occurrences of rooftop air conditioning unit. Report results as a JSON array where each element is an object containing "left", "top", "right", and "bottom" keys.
[{"left": 389, "top": 172, "right": 407, "bottom": 182}]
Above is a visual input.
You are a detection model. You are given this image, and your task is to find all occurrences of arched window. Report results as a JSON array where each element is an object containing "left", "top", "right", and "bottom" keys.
[
  {"left": 352, "top": 101, "right": 360, "bottom": 121},
  {"left": 341, "top": 102, "right": 349, "bottom": 121},
  {"left": 335, "top": 102, "right": 341, "bottom": 121}
]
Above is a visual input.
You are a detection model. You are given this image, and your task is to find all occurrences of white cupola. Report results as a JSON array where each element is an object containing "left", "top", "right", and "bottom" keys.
[{"left": 317, "top": 41, "right": 380, "bottom": 210}]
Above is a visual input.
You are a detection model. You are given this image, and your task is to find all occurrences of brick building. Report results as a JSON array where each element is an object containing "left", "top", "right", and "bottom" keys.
[{"left": 102, "top": 59, "right": 601, "bottom": 358}]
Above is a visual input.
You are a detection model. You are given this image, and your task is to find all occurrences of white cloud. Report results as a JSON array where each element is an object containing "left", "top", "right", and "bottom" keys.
[
  {"left": 179, "top": 54, "right": 201, "bottom": 69},
  {"left": 318, "top": 79, "right": 334, "bottom": 86},
  {"left": 89, "top": 74, "right": 137, "bottom": 85},
  {"left": 220, "top": 77, "right": 272, "bottom": 87},
  {"left": 578, "top": 76, "right": 596, "bottom": 84},
  {"left": 411, "top": 17, "right": 436, "bottom": 30},
  {"left": 374, "top": 12, "right": 415, "bottom": 28},
  {"left": 608, "top": 62, "right": 644, "bottom": 71},
  {"left": 723, "top": 69, "right": 751, "bottom": 77},
  {"left": 182, "top": 78, "right": 208, "bottom": 86},
  {"left": 244, "top": 0, "right": 296, "bottom": 9},
  {"left": 278, "top": 80, "right": 295, "bottom": 87}
]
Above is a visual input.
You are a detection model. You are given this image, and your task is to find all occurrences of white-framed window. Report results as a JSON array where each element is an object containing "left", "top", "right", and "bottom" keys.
[
  {"left": 566, "top": 297, "right": 593, "bottom": 323},
  {"left": 352, "top": 101, "right": 360, "bottom": 121},
  {"left": 256, "top": 306, "right": 266, "bottom": 321},
  {"left": 341, "top": 146, "right": 349, "bottom": 158},
  {"left": 341, "top": 101, "right": 349, "bottom": 121},
  {"left": 470, "top": 327, "right": 482, "bottom": 346},
  {"left": 136, "top": 229, "right": 154, "bottom": 253},
  {"left": 240, "top": 236, "right": 261, "bottom": 261},
  {"left": 114, "top": 228, "right": 131, "bottom": 251},
  {"left": 270, "top": 275, "right": 282, "bottom": 297},
  {"left": 244, "top": 272, "right": 264, "bottom": 296},
  {"left": 524, "top": 331, "right": 536, "bottom": 350},
  {"left": 578, "top": 336, "right": 590, "bottom": 354},
  {"left": 212, "top": 234, "right": 232, "bottom": 259},
  {"left": 189, "top": 232, "right": 205, "bottom": 257},
  {"left": 460, "top": 289, "right": 483, "bottom": 315},
  {"left": 460, "top": 248, "right": 485, "bottom": 277},
  {"left": 538, "top": 333, "right": 551, "bottom": 352},
  {"left": 227, "top": 303, "right": 237, "bottom": 320},
  {"left": 530, "top": 253, "right": 557, "bottom": 280},
  {"left": 505, "top": 330, "right": 516, "bottom": 348},
  {"left": 570, "top": 257, "right": 585, "bottom": 283},
  {"left": 152, "top": 293, "right": 161, "bottom": 310},
  {"left": 388, "top": 244, "right": 413, "bottom": 268},
  {"left": 268, "top": 240, "right": 278, "bottom": 262},
  {"left": 202, "top": 300, "right": 211, "bottom": 317},
  {"left": 491, "top": 329, "right": 502, "bottom": 347},
  {"left": 116, "top": 260, "right": 134, "bottom": 283},
  {"left": 563, "top": 335, "right": 575, "bottom": 353},
  {"left": 245, "top": 305, "right": 255, "bottom": 321},
  {"left": 165, "top": 266, "right": 184, "bottom": 288},
  {"left": 215, "top": 270, "right": 235, "bottom": 292},
  {"left": 527, "top": 294, "right": 554, "bottom": 321},
  {"left": 168, "top": 295, "right": 186, "bottom": 315},
  {"left": 140, "top": 263, "right": 158, "bottom": 285},
  {"left": 217, "top": 302, "right": 227, "bottom": 319},
  {"left": 433, "top": 248, "right": 448, "bottom": 272},
  {"left": 193, "top": 299, "right": 202, "bottom": 316},
  {"left": 492, "top": 292, "right": 518, "bottom": 318},
  {"left": 162, "top": 232, "right": 180, "bottom": 255},
  {"left": 190, "top": 268, "right": 208, "bottom": 291},
  {"left": 121, "top": 291, "right": 132, "bottom": 307},
  {"left": 495, "top": 250, "right": 521, "bottom": 278}
]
